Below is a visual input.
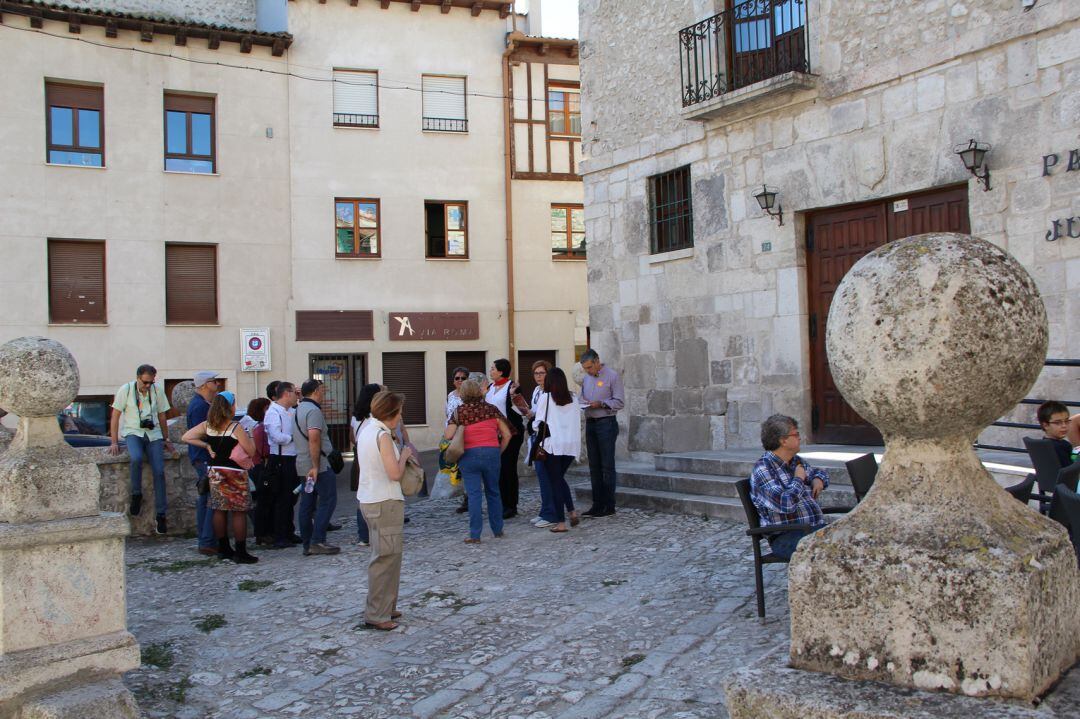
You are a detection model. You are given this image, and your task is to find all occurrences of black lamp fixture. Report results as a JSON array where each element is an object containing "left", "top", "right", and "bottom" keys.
[
  {"left": 954, "top": 138, "right": 992, "bottom": 191},
  {"left": 752, "top": 185, "right": 783, "bottom": 226}
]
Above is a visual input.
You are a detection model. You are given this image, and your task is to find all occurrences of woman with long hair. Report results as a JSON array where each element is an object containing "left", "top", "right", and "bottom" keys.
[
  {"left": 356, "top": 391, "right": 413, "bottom": 630},
  {"left": 532, "top": 367, "right": 582, "bottom": 533},
  {"left": 182, "top": 391, "right": 259, "bottom": 563},
  {"left": 351, "top": 383, "right": 383, "bottom": 546},
  {"left": 524, "top": 359, "right": 557, "bottom": 528}
]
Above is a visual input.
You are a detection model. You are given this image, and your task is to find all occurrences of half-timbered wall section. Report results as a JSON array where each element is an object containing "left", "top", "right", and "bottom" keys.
[{"left": 508, "top": 36, "right": 581, "bottom": 181}]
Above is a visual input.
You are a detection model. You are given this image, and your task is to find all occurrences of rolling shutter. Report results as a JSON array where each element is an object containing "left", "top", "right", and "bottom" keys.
[
  {"left": 422, "top": 75, "right": 466, "bottom": 120},
  {"left": 295, "top": 310, "right": 374, "bottom": 341},
  {"left": 445, "top": 351, "right": 486, "bottom": 392},
  {"left": 165, "top": 243, "right": 217, "bottom": 324},
  {"left": 48, "top": 240, "right": 106, "bottom": 324},
  {"left": 333, "top": 70, "right": 378, "bottom": 116},
  {"left": 382, "top": 352, "right": 426, "bottom": 425}
]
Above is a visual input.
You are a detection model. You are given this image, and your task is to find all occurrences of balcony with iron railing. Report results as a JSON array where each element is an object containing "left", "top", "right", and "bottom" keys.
[{"left": 679, "top": 0, "right": 813, "bottom": 119}]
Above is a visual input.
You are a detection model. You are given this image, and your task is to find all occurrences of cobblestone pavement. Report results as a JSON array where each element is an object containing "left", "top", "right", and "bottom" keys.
[{"left": 123, "top": 484, "right": 792, "bottom": 718}]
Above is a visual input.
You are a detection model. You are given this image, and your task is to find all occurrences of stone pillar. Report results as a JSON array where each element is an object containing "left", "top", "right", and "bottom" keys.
[
  {"left": 786, "top": 234, "right": 1080, "bottom": 701},
  {"left": 168, "top": 380, "right": 196, "bottom": 444},
  {"left": 0, "top": 337, "right": 139, "bottom": 719}
]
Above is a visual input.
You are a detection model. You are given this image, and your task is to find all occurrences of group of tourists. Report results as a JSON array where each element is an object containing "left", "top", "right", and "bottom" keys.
[{"left": 108, "top": 349, "right": 625, "bottom": 631}]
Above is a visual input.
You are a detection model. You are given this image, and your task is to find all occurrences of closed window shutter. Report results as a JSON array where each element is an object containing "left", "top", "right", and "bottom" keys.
[
  {"left": 48, "top": 240, "right": 106, "bottom": 323},
  {"left": 422, "top": 76, "right": 466, "bottom": 120},
  {"left": 445, "top": 351, "right": 485, "bottom": 392},
  {"left": 165, "top": 244, "right": 217, "bottom": 324},
  {"left": 333, "top": 71, "right": 378, "bottom": 116},
  {"left": 382, "top": 352, "right": 426, "bottom": 425}
]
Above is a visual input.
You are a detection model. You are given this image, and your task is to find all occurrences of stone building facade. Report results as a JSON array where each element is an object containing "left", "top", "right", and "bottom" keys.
[
  {"left": 578, "top": 0, "right": 1080, "bottom": 457},
  {"left": 0, "top": 0, "right": 585, "bottom": 450}
]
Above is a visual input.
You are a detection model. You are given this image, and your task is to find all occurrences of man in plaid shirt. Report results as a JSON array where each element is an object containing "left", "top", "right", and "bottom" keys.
[{"left": 749, "top": 414, "right": 830, "bottom": 560}]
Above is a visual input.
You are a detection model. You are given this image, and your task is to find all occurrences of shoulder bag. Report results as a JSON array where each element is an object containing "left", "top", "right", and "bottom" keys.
[
  {"left": 444, "top": 410, "right": 466, "bottom": 464},
  {"left": 527, "top": 394, "right": 552, "bottom": 466},
  {"left": 295, "top": 408, "right": 345, "bottom": 474},
  {"left": 227, "top": 422, "right": 256, "bottom": 471},
  {"left": 377, "top": 428, "right": 424, "bottom": 496}
]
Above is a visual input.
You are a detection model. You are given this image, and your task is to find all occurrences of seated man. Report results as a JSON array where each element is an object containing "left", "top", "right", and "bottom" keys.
[
  {"left": 749, "top": 414, "right": 830, "bottom": 560},
  {"left": 1037, "top": 400, "right": 1077, "bottom": 467}
]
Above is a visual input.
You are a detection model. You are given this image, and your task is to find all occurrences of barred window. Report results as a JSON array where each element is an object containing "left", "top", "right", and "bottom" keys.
[{"left": 648, "top": 166, "right": 693, "bottom": 254}]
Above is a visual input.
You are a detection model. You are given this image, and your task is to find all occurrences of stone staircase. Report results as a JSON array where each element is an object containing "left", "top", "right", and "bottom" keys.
[{"left": 570, "top": 449, "right": 859, "bottom": 522}]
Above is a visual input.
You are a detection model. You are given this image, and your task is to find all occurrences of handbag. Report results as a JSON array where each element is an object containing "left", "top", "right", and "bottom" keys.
[
  {"left": 444, "top": 410, "right": 466, "bottom": 464},
  {"left": 400, "top": 457, "right": 425, "bottom": 497},
  {"left": 224, "top": 423, "right": 256, "bottom": 470},
  {"left": 527, "top": 394, "right": 552, "bottom": 466},
  {"left": 295, "top": 410, "right": 345, "bottom": 474}
]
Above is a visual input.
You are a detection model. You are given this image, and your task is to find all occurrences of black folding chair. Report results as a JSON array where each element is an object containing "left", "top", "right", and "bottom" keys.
[
  {"left": 1024, "top": 437, "right": 1077, "bottom": 514},
  {"left": 1049, "top": 483, "right": 1080, "bottom": 566},
  {"left": 1004, "top": 474, "right": 1035, "bottom": 505},
  {"left": 844, "top": 453, "right": 878, "bottom": 503}
]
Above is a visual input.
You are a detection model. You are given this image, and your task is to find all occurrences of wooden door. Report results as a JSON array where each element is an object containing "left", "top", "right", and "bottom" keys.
[
  {"left": 807, "top": 185, "right": 970, "bottom": 444},
  {"left": 309, "top": 353, "right": 367, "bottom": 450}
]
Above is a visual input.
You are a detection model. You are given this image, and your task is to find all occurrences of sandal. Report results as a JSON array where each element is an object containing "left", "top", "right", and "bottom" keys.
[
  {"left": 550, "top": 526, "right": 569, "bottom": 533},
  {"left": 569, "top": 513, "right": 580, "bottom": 528},
  {"left": 364, "top": 620, "right": 398, "bottom": 631},
  {"left": 464, "top": 538, "right": 481, "bottom": 544}
]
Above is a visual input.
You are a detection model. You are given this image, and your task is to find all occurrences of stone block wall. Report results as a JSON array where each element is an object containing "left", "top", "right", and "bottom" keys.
[
  {"left": 94, "top": 449, "right": 199, "bottom": 537},
  {"left": 579, "top": 0, "right": 1080, "bottom": 457}
]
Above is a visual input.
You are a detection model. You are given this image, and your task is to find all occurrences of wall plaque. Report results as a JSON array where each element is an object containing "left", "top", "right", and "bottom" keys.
[{"left": 389, "top": 312, "right": 479, "bottom": 341}]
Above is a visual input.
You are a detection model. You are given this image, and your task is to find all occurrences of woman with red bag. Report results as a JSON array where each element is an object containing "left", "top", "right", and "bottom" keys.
[{"left": 182, "top": 390, "right": 259, "bottom": 563}]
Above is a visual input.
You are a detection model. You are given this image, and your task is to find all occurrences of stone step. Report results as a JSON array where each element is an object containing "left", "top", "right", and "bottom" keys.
[
  {"left": 654, "top": 452, "right": 855, "bottom": 486},
  {"left": 572, "top": 482, "right": 856, "bottom": 521}
]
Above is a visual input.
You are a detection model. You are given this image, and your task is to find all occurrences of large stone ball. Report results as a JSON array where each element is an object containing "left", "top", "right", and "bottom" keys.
[
  {"left": 0, "top": 337, "right": 81, "bottom": 418},
  {"left": 826, "top": 233, "right": 1047, "bottom": 440},
  {"left": 170, "top": 380, "right": 197, "bottom": 413}
]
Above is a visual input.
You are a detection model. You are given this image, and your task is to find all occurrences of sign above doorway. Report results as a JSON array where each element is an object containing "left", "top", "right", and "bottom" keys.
[{"left": 388, "top": 312, "right": 479, "bottom": 341}]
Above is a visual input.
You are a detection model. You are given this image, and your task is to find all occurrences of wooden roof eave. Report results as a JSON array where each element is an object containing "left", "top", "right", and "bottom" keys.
[{"left": 0, "top": 1, "right": 293, "bottom": 55}]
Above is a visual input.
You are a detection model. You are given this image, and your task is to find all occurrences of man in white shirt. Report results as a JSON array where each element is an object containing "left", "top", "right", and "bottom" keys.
[{"left": 264, "top": 381, "right": 300, "bottom": 549}]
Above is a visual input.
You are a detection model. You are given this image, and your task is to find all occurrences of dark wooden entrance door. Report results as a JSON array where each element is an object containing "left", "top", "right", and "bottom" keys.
[
  {"left": 807, "top": 185, "right": 970, "bottom": 444},
  {"left": 309, "top": 353, "right": 367, "bottom": 450}
]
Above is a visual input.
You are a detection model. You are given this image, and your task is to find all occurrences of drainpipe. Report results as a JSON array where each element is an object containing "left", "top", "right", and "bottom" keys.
[{"left": 502, "top": 32, "right": 520, "bottom": 374}]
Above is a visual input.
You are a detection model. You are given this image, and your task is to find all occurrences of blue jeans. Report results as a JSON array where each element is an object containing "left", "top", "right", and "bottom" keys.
[
  {"left": 768, "top": 525, "right": 821, "bottom": 560},
  {"left": 585, "top": 416, "right": 619, "bottom": 511},
  {"left": 459, "top": 446, "right": 504, "bottom": 540},
  {"left": 533, "top": 445, "right": 557, "bottom": 522},
  {"left": 356, "top": 507, "right": 370, "bottom": 543},
  {"left": 298, "top": 469, "right": 338, "bottom": 547},
  {"left": 541, "top": 455, "right": 575, "bottom": 523},
  {"left": 126, "top": 434, "right": 167, "bottom": 516},
  {"left": 193, "top": 460, "right": 215, "bottom": 549}
]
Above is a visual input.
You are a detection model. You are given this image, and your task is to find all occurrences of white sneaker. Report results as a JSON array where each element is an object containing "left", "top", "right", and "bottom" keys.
[
  {"left": 534, "top": 519, "right": 555, "bottom": 528},
  {"left": 530, "top": 517, "right": 543, "bottom": 525}
]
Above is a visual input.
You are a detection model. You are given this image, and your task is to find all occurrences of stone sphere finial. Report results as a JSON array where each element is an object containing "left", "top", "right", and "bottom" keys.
[
  {"left": 170, "top": 380, "right": 197, "bottom": 414},
  {"left": 0, "top": 337, "right": 81, "bottom": 418},
  {"left": 826, "top": 233, "right": 1047, "bottom": 440}
]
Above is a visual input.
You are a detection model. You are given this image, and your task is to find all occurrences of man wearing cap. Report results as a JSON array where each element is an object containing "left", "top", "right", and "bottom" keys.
[{"left": 187, "top": 371, "right": 219, "bottom": 554}]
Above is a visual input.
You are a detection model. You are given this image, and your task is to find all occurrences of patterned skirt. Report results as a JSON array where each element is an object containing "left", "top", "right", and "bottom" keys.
[{"left": 208, "top": 466, "right": 252, "bottom": 512}]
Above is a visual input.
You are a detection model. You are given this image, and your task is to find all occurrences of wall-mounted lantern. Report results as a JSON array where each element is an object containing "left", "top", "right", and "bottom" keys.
[
  {"left": 752, "top": 185, "right": 784, "bottom": 226},
  {"left": 954, "top": 139, "right": 992, "bottom": 191}
]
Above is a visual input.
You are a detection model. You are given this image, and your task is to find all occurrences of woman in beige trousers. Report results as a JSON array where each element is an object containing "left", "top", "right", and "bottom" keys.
[{"left": 355, "top": 391, "right": 412, "bottom": 630}]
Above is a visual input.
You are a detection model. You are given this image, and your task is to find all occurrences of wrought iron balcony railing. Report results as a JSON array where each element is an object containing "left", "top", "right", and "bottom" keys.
[
  {"left": 422, "top": 117, "right": 468, "bottom": 133},
  {"left": 680, "top": 0, "right": 810, "bottom": 108},
  {"left": 333, "top": 113, "right": 379, "bottom": 128}
]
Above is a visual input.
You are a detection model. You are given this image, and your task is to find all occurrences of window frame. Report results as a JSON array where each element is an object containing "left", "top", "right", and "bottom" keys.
[
  {"left": 163, "top": 92, "right": 216, "bottom": 174},
  {"left": 550, "top": 204, "right": 586, "bottom": 260},
  {"left": 164, "top": 242, "right": 219, "bottom": 325},
  {"left": 424, "top": 200, "right": 469, "bottom": 259},
  {"left": 47, "top": 238, "right": 107, "bottom": 324},
  {"left": 45, "top": 82, "right": 105, "bottom": 167},
  {"left": 334, "top": 197, "right": 382, "bottom": 259},
  {"left": 648, "top": 166, "right": 695, "bottom": 254},
  {"left": 421, "top": 74, "right": 468, "bottom": 133},
  {"left": 332, "top": 68, "right": 380, "bottom": 128},
  {"left": 546, "top": 81, "right": 581, "bottom": 139}
]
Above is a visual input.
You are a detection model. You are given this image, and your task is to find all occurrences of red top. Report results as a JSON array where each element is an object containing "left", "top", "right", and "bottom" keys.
[{"left": 464, "top": 418, "right": 500, "bottom": 449}]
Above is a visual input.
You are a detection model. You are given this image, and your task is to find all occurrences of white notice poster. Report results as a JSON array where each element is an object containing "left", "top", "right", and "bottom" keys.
[{"left": 241, "top": 328, "right": 271, "bottom": 372}]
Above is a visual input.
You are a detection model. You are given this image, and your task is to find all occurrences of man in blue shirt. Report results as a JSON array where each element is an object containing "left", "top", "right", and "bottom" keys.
[
  {"left": 186, "top": 371, "right": 219, "bottom": 555},
  {"left": 749, "top": 414, "right": 830, "bottom": 560}
]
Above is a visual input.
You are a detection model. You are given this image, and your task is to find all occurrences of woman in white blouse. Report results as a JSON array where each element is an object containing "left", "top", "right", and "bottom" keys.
[
  {"left": 532, "top": 367, "right": 582, "bottom": 533},
  {"left": 356, "top": 390, "right": 413, "bottom": 631}
]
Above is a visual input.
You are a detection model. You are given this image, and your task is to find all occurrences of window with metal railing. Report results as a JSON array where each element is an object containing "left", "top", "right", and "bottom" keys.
[
  {"left": 422, "top": 75, "right": 468, "bottom": 133},
  {"left": 333, "top": 69, "right": 379, "bottom": 128},
  {"left": 648, "top": 167, "right": 694, "bottom": 254},
  {"left": 680, "top": 0, "right": 810, "bottom": 108}
]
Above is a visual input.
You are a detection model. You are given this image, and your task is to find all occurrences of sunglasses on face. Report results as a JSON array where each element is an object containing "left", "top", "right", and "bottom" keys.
[{"left": 454, "top": 376, "right": 467, "bottom": 382}]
